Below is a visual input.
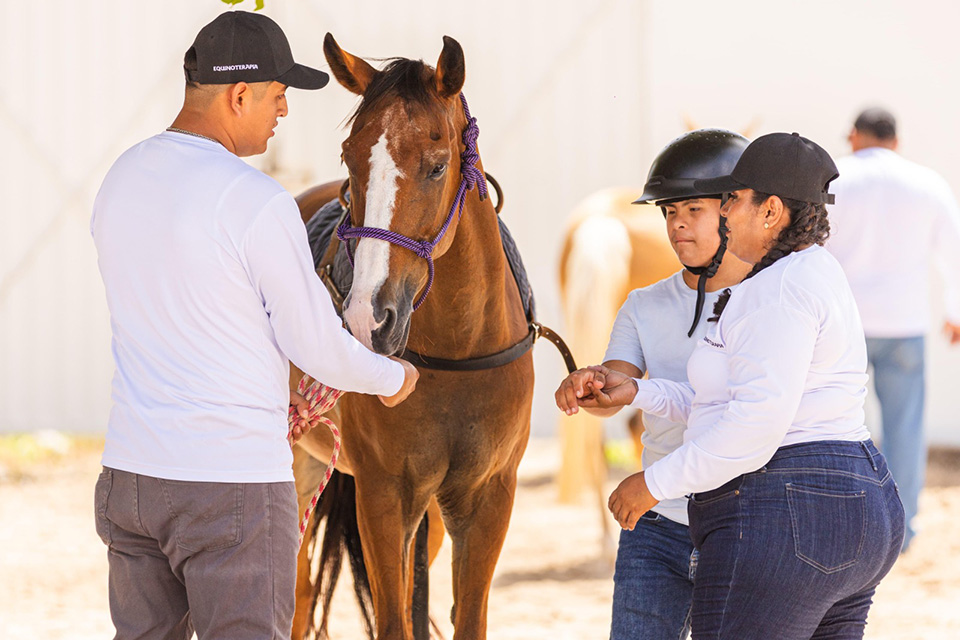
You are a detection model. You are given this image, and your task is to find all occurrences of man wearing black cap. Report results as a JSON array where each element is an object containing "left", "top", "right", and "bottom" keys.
[
  {"left": 826, "top": 107, "right": 960, "bottom": 552},
  {"left": 90, "top": 11, "right": 417, "bottom": 639}
]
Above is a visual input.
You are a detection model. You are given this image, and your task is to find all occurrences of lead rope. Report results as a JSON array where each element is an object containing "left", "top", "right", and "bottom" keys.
[{"left": 287, "top": 377, "right": 344, "bottom": 547}]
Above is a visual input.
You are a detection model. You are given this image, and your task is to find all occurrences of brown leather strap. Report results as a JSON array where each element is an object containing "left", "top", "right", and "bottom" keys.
[
  {"left": 534, "top": 322, "right": 578, "bottom": 374},
  {"left": 401, "top": 322, "right": 577, "bottom": 374},
  {"left": 402, "top": 327, "right": 537, "bottom": 371},
  {"left": 316, "top": 187, "right": 351, "bottom": 314}
]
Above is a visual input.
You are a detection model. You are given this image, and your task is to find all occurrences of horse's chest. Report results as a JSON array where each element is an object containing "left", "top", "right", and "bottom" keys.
[{"left": 341, "top": 358, "right": 533, "bottom": 479}]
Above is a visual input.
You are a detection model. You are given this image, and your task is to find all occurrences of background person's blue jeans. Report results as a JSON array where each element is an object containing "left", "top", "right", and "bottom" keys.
[
  {"left": 687, "top": 440, "right": 904, "bottom": 640},
  {"left": 866, "top": 336, "right": 925, "bottom": 551},
  {"left": 611, "top": 511, "right": 696, "bottom": 640}
]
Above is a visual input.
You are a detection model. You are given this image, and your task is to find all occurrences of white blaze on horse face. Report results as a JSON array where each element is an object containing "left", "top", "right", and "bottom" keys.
[{"left": 344, "top": 128, "right": 403, "bottom": 350}]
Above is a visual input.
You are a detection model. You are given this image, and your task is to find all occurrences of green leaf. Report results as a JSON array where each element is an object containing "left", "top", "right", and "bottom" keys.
[{"left": 218, "top": 0, "right": 267, "bottom": 10}]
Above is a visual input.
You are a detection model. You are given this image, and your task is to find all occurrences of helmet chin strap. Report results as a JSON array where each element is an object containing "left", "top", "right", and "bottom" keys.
[{"left": 681, "top": 215, "right": 729, "bottom": 337}]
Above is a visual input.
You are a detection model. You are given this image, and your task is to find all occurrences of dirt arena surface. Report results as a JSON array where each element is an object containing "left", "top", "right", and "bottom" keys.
[{"left": 1, "top": 434, "right": 958, "bottom": 639}]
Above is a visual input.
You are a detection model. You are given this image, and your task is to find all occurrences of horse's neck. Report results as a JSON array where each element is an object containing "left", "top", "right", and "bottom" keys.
[{"left": 407, "top": 194, "right": 528, "bottom": 358}]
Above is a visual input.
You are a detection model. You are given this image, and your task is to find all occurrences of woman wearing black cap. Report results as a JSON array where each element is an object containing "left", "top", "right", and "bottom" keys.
[{"left": 558, "top": 133, "right": 904, "bottom": 638}]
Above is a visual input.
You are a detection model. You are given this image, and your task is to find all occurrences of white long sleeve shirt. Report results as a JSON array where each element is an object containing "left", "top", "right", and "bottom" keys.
[
  {"left": 91, "top": 131, "right": 404, "bottom": 482},
  {"left": 633, "top": 246, "right": 871, "bottom": 501},
  {"left": 604, "top": 272, "right": 729, "bottom": 524},
  {"left": 825, "top": 147, "right": 960, "bottom": 336}
]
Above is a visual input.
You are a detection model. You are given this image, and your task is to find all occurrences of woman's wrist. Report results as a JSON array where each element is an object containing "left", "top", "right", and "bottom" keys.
[{"left": 628, "top": 378, "right": 647, "bottom": 409}]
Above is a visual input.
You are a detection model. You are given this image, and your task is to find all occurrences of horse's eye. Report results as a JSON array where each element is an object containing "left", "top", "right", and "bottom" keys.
[{"left": 429, "top": 164, "right": 446, "bottom": 178}]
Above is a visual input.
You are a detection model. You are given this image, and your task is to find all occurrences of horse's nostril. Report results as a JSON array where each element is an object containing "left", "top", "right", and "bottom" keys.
[{"left": 381, "top": 306, "right": 397, "bottom": 333}]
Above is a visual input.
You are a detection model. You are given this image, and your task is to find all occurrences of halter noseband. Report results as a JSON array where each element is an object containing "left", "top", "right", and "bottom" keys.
[{"left": 336, "top": 93, "right": 488, "bottom": 311}]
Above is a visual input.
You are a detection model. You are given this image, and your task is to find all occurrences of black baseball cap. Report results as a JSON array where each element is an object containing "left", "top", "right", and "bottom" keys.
[
  {"left": 694, "top": 132, "right": 838, "bottom": 205},
  {"left": 184, "top": 11, "right": 329, "bottom": 90}
]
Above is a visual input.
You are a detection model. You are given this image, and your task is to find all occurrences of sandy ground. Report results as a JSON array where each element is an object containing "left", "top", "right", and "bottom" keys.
[{"left": 1, "top": 435, "right": 958, "bottom": 639}]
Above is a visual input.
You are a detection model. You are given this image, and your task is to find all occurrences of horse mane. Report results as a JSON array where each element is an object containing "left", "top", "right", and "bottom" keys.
[{"left": 349, "top": 58, "right": 440, "bottom": 125}]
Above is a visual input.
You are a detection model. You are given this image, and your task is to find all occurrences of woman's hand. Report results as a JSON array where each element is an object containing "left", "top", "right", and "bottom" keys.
[
  {"left": 555, "top": 365, "right": 640, "bottom": 415},
  {"left": 578, "top": 365, "right": 640, "bottom": 410},
  {"left": 555, "top": 367, "right": 610, "bottom": 415},
  {"left": 608, "top": 471, "right": 659, "bottom": 530}
]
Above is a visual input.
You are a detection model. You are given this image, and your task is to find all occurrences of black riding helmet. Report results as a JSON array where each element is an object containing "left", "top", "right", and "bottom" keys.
[{"left": 633, "top": 128, "right": 749, "bottom": 337}]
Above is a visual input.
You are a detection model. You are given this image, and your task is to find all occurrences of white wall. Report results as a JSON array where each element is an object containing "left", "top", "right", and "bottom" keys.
[{"left": 2, "top": 0, "right": 958, "bottom": 445}]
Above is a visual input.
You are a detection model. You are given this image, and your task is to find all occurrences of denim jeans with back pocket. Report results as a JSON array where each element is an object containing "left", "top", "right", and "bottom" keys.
[{"left": 687, "top": 439, "right": 904, "bottom": 640}]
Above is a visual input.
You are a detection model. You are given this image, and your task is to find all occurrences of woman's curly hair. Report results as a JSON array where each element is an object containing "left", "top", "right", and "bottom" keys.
[{"left": 710, "top": 191, "right": 831, "bottom": 321}]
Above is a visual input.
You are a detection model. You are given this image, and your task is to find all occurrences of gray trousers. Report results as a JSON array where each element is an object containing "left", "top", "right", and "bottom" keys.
[{"left": 94, "top": 467, "right": 298, "bottom": 640}]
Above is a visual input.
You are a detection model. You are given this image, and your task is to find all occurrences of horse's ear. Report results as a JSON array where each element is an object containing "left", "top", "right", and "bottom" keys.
[
  {"left": 682, "top": 113, "right": 699, "bottom": 132},
  {"left": 740, "top": 116, "right": 762, "bottom": 140},
  {"left": 323, "top": 33, "right": 378, "bottom": 95},
  {"left": 435, "top": 36, "right": 465, "bottom": 99}
]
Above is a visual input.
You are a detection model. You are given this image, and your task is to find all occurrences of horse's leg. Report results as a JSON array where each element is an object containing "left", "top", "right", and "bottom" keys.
[
  {"left": 444, "top": 471, "right": 518, "bottom": 640},
  {"left": 427, "top": 496, "right": 445, "bottom": 563},
  {"left": 291, "top": 446, "right": 326, "bottom": 640},
  {"left": 586, "top": 424, "right": 617, "bottom": 562},
  {"left": 354, "top": 473, "right": 431, "bottom": 640},
  {"left": 627, "top": 409, "right": 646, "bottom": 464},
  {"left": 289, "top": 396, "right": 351, "bottom": 640}
]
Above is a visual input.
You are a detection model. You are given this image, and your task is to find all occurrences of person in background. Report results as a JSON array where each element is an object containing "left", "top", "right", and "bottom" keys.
[
  {"left": 826, "top": 107, "right": 960, "bottom": 552},
  {"left": 558, "top": 129, "right": 750, "bottom": 639},
  {"left": 90, "top": 11, "right": 417, "bottom": 639},
  {"left": 559, "top": 133, "right": 904, "bottom": 638}
]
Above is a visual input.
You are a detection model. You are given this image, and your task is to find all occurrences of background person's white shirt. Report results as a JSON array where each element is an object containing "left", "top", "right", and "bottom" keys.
[
  {"left": 826, "top": 147, "right": 960, "bottom": 337},
  {"left": 632, "top": 246, "right": 871, "bottom": 500},
  {"left": 604, "top": 272, "right": 730, "bottom": 525},
  {"left": 91, "top": 131, "right": 404, "bottom": 483}
]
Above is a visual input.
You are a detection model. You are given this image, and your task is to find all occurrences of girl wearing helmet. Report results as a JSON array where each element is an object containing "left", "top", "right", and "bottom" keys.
[{"left": 556, "top": 128, "right": 751, "bottom": 639}]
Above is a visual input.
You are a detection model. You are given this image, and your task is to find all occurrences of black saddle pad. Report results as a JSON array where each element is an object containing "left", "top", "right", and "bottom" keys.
[{"left": 304, "top": 198, "right": 535, "bottom": 322}]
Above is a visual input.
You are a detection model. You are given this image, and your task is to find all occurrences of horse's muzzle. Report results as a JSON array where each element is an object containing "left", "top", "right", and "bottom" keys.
[{"left": 344, "top": 288, "right": 413, "bottom": 356}]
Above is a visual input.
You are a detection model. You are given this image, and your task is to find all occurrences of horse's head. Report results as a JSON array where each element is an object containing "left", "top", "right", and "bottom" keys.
[{"left": 324, "top": 33, "right": 471, "bottom": 355}]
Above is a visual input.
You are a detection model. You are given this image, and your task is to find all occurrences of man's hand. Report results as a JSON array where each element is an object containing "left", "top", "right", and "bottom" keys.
[
  {"left": 608, "top": 471, "right": 659, "bottom": 530},
  {"left": 378, "top": 357, "right": 419, "bottom": 407},
  {"left": 945, "top": 321, "right": 960, "bottom": 345},
  {"left": 289, "top": 390, "right": 320, "bottom": 444}
]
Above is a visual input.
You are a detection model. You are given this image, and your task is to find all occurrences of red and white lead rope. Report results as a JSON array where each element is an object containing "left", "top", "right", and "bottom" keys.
[{"left": 287, "top": 376, "right": 344, "bottom": 547}]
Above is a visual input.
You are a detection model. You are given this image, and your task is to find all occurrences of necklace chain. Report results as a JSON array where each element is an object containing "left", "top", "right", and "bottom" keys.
[{"left": 166, "top": 127, "right": 222, "bottom": 146}]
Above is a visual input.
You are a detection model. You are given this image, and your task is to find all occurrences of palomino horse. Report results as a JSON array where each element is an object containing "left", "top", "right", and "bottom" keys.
[
  {"left": 292, "top": 34, "right": 536, "bottom": 639},
  {"left": 557, "top": 188, "right": 681, "bottom": 553}
]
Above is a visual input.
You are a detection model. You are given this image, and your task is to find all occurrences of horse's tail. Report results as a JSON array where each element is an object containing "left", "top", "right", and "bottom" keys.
[
  {"left": 559, "top": 211, "right": 632, "bottom": 381},
  {"left": 306, "top": 469, "right": 375, "bottom": 640},
  {"left": 556, "top": 210, "right": 632, "bottom": 505}
]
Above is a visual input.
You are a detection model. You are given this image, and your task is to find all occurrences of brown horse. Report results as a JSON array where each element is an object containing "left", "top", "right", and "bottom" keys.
[
  {"left": 292, "top": 34, "right": 535, "bottom": 639},
  {"left": 556, "top": 188, "right": 681, "bottom": 554}
]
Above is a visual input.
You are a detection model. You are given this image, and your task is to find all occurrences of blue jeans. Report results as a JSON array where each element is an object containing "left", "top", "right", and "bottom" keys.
[
  {"left": 866, "top": 336, "right": 925, "bottom": 551},
  {"left": 611, "top": 511, "right": 697, "bottom": 640},
  {"left": 687, "top": 440, "right": 904, "bottom": 640}
]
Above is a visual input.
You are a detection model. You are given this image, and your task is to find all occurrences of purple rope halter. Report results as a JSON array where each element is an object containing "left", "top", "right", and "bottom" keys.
[{"left": 337, "top": 93, "right": 488, "bottom": 311}]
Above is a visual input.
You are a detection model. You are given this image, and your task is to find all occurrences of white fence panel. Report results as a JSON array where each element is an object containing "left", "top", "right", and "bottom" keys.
[{"left": 2, "top": 0, "right": 958, "bottom": 445}]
